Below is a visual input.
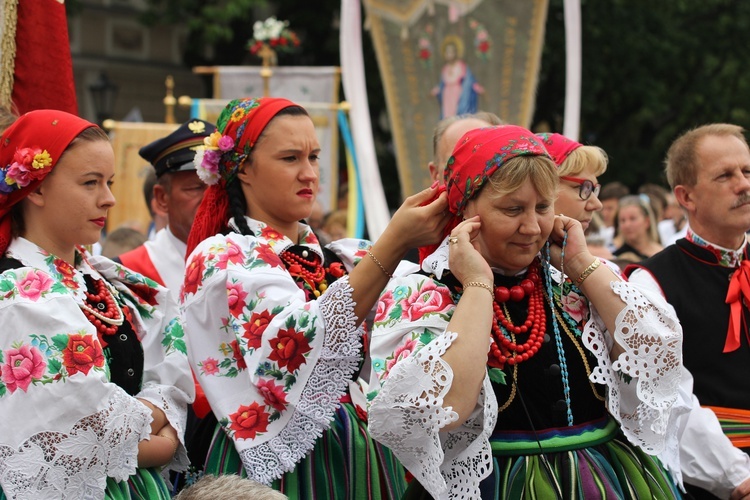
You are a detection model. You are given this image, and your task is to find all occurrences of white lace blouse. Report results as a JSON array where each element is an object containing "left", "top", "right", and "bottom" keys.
[
  {"left": 0, "top": 237, "right": 194, "bottom": 499},
  {"left": 367, "top": 241, "right": 684, "bottom": 499},
  {"left": 180, "top": 217, "right": 371, "bottom": 485}
]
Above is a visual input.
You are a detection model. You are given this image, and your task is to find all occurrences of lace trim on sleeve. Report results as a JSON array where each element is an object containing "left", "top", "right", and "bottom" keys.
[
  {"left": 137, "top": 383, "right": 190, "bottom": 473},
  {"left": 369, "top": 330, "right": 497, "bottom": 499},
  {"left": 0, "top": 390, "right": 151, "bottom": 499},
  {"left": 237, "top": 275, "right": 363, "bottom": 484},
  {"left": 583, "top": 280, "right": 682, "bottom": 454}
]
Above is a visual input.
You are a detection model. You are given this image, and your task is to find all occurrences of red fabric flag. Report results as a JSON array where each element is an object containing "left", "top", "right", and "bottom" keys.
[{"left": 11, "top": 0, "right": 78, "bottom": 115}]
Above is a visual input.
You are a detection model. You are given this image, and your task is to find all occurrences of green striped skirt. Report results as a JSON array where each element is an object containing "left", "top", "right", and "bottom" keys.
[
  {"left": 405, "top": 417, "right": 681, "bottom": 499},
  {"left": 205, "top": 402, "right": 407, "bottom": 499},
  {"left": 0, "top": 467, "right": 171, "bottom": 499}
]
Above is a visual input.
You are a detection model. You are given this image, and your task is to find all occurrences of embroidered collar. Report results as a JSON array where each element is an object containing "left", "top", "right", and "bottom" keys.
[
  {"left": 227, "top": 216, "right": 325, "bottom": 261},
  {"left": 687, "top": 228, "right": 746, "bottom": 268},
  {"left": 5, "top": 237, "right": 105, "bottom": 302}
]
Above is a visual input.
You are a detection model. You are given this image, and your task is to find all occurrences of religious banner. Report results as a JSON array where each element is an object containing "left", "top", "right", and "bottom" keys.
[
  {"left": 363, "top": 0, "right": 549, "bottom": 196},
  {"left": 190, "top": 85, "right": 342, "bottom": 213}
]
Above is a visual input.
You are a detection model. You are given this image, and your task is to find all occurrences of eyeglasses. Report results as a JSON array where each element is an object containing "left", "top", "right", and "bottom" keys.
[{"left": 560, "top": 176, "right": 601, "bottom": 201}]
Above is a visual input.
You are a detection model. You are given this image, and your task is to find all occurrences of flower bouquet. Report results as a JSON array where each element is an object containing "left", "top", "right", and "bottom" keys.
[{"left": 247, "top": 17, "right": 300, "bottom": 59}]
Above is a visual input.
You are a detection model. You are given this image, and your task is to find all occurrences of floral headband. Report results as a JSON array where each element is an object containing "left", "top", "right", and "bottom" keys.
[
  {"left": 193, "top": 97, "right": 297, "bottom": 185},
  {"left": 186, "top": 97, "right": 300, "bottom": 257},
  {"left": 0, "top": 109, "right": 96, "bottom": 255}
]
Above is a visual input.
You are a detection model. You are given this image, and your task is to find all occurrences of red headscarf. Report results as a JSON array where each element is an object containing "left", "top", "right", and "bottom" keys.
[
  {"left": 418, "top": 125, "right": 550, "bottom": 262},
  {"left": 0, "top": 110, "right": 96, "bottom": 254},
  {"left": 536, "top": 132, "right": 582, "bottom": 167},
  {"left": 186, "top": 97, "right": 299, "bottom": 257}
]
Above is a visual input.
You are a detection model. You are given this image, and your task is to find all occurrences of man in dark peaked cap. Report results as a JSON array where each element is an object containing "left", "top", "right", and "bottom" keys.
[
  {"left": 116, "top": 119, "right": 215, "bottom": 294},
  {"left": 116, "top": 119, "right": 216, "bottom": 455}
]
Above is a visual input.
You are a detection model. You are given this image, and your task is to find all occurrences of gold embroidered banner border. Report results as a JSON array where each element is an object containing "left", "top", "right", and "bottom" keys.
[{"left": 364, "top": 0, "right": 548, "bottom": 196}]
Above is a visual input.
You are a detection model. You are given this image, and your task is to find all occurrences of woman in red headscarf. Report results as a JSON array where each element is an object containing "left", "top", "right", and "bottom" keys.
[
  {"left": 539, "top": 132, "right": 615, "bottom": 261},
  {"left": 180, "top": 97, "right": 448, "bottom": 497},
  {"left": 368, "top": 125, "right": 685, "bottom": 498},
  {"left": 0, "top": 110, "right": 194, "bottom": 499}
]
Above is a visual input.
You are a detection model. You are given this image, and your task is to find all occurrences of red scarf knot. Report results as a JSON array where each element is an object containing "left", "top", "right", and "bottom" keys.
[{"left": 724, "top": 259, "right": 750, "bottom": 352}]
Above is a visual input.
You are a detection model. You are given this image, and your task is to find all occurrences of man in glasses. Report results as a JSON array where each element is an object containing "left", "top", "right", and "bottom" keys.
[{"left": 627, "top": 124, "right": 750, "bottom": 499}]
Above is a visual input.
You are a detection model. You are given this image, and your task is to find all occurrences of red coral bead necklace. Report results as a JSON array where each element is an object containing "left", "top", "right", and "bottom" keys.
[
  {"left": 487, "top": 261, "right": 545, "bottom": 367},
  {"left": 281, "top": 249, "right": 328, "bottom": 296},
  {"left": 80, "top": 278, "right": 124, "bottom": 337}
]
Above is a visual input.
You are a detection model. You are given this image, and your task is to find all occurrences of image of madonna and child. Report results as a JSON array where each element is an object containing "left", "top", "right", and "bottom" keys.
[{"left": 0, "top": 110, "right": 194, "bottom": 499}]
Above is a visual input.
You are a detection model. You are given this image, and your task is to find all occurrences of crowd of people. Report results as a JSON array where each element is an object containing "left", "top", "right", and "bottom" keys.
[{"left": 1, "top": 98, "right": 750, "bottom": 500}]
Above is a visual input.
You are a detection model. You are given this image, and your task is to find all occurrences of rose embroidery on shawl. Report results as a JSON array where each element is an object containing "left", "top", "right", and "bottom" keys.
[
  {"left": 561, "top": 289, "right": 589, "bottom": 323},
  {"left": 255, "top": 243, "right": 283, "bottom": 268},
  {"left": 243, "top": 310, "right": 275, "bottom": 349},
  {"left": 227, "top": 281, "right": 248, "bottom": 318},
  {"left": 230, "top": 339, "right": 247, "bottom": 370},
  {"left": 62, "top": 333, "right": 105, "bottom": 376},
  {"left": 16, "top": 269, "right": 54, "bottom": 301},
  {"left": 229, "top": 402, "right": 270, "bottom": 440},
  {"left": 268, "top": 327, "right": 312, "bottom": 373},
  {"left": 199, "top": 357, "right": 220, "bottom": 376},
  {"left": 386, "top": 338, "right": 419, "bottom": 373},
  {"left": 302, "top": 231, "right": 318, "bottom": 245},
  {"left": 257, "top": 378, "right": 288, "bottom": 412},
  {"left": 401, "top": 281, "right": 452, "bottom": 321},
  {"left": 374, "top": 290, "right": 396, "bottom": 324},
  {"left": 260, "top": 226, "right": 284, "bottom": 242},
  {"left": 53, "top": 258, "right": 79, "bottom": 290},
  {"left": 126, "top": 282, "right": 159, "bottom": 306},
  {"left": 182, "top": 252, "right": 206, "bottom": 297},
  {"left": 1, "top": 345, "right": 46, "bottom": 392},
  {"left": 217, "top": 240, "right": 245, "bottom": 269}
]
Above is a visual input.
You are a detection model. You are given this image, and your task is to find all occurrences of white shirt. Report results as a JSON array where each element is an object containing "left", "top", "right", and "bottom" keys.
[
  {"left": 143, "top": 226, "right": 187, "bottom": 295},
  {"left": 630, "top": 267, "right": 750, "bottom": 497}
]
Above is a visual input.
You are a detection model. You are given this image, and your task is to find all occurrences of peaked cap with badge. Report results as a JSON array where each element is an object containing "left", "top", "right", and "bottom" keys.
[{"left": 139, "top": 119, "right": 216, "bottom": 178}]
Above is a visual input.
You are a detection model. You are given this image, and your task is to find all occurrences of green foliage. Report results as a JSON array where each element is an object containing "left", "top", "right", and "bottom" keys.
[
  {"left": 535, "top": 0, "right": 750, "bottom": 189},
  {"left": 141, "top": 0, "right": 265, "bottom": 45}
]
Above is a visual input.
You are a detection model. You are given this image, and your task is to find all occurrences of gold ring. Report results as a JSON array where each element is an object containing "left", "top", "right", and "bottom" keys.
[{"left": 449, "top": 236, "right": 459, "bottom": 245}]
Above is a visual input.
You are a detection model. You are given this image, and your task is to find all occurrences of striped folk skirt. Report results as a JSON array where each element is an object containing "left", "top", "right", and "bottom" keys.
[
  {"left": 405, "top": 417, "right": 682, "bottom": 499},
  {"left": 205, "top": 402, "right": 408, "bottom": 499}
]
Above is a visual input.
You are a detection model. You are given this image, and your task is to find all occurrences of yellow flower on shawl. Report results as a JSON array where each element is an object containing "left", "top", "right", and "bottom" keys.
[{"left": 230, "top": 107, "right": 247, "bottom": 122}]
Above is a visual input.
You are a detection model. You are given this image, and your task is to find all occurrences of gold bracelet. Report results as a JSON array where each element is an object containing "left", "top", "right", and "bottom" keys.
[
  {"left": 157, "top": 433, "right": 179, "bottom": 456},
  {"left": 575, "top": 258, "right": 601, "bottom": 286},
  {"left": 463, "top": 281, "right": 494, "bottom": 299},
  {"left": 367, "top": 249, "right": 394, "bottom": 279}
]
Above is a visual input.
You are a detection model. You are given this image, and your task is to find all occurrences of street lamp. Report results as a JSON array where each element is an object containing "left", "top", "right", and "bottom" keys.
[{"left": 88, "top": 72, "right": 118, "bottom": 125}]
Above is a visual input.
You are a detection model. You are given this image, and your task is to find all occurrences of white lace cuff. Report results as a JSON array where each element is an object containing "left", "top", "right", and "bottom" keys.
[
  {"left": 0, "top": 390, "right": 151, "bottom": 499},
  {"left": 369, "top": 330, "right": 497, "bottom": 499},
  {"left": 584, "top": 280, "right": 682, "bottom": 455},
  {"left": 137, "top": 383, "right": 190, "bottom": 473},
  {"left": 237, "top": 275, "right": 363, "bottom": 484}
]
